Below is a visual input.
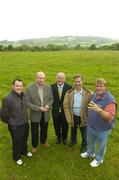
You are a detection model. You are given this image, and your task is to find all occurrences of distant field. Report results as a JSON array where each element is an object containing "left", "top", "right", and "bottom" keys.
[{"left": 0, "top": 51, "right": 119, "bottom": 179}]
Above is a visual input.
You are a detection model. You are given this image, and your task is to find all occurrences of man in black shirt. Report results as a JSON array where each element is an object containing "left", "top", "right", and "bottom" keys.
[{"left": 1, "top": 79, "right": 32, "bottom": 165}]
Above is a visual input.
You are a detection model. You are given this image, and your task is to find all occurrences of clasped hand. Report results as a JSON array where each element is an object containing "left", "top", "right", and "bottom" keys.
[{"left": 40, "top": 106, "right": 49, "bottom": 112}]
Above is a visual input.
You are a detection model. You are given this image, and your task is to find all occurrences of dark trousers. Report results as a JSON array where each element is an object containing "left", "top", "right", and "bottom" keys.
[
  {"left": 71, "top": 115, "right": 87, "bottom": 147},
  {"left": 31, "top": 113, "right": 48, "bottom": 147},
  {"left": 8, "top": 123, "right": 29, "bottom": 161},
  {"left": 53, "top": 112, "right": 68, "bottom": 141}
]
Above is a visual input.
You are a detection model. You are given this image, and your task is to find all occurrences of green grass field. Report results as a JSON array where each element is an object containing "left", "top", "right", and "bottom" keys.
[{"left": 0, "top": 51, "right": 119, "bottom": 180}]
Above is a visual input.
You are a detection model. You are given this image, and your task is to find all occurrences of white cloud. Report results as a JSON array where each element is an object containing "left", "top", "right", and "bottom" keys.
[{"left": 0, "top": 0, "right": 119, "bottom": 40}]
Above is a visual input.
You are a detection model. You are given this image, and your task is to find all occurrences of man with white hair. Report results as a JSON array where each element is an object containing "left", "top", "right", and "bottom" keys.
[
  {"left": 52, "top": 72, "right": 72, "bottom": 145},
  {"left": 26, "top": 72, "right": 53, "bottom": 153}
]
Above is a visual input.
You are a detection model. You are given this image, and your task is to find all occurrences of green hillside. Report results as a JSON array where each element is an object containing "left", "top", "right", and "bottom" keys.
[{"left": 0, "top": 36, "right": 118, "bottom": 47}]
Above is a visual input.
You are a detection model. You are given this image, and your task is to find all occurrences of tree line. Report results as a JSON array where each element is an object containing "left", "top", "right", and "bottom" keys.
[{"left": 0, "top": 43, "right": 119, "bottom": 51}]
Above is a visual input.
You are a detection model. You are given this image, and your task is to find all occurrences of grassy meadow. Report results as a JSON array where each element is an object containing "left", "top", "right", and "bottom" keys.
[{"left": 0, "top": 51, "right": 119, "bottom": 180}]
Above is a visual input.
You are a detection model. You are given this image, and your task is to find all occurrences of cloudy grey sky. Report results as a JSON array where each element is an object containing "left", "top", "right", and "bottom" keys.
[{"left": 0, "top": 0, "right": 119, "bottom": 41}]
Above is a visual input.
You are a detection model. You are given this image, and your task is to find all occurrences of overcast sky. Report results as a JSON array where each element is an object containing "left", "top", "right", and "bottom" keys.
[{"left": 0, "top": 0, "right": 119, "bottom": 41}]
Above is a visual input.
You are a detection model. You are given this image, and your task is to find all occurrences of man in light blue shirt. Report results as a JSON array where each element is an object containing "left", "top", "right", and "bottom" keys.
[
  {"left": 73, "top": 89, "right": 82, "bottom": 116},
  {"left": 64, "top": 74, "right": 92, "bottom": 152}
]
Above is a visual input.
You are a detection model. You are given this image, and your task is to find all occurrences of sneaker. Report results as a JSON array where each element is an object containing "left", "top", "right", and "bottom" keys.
[
  {"left": 16, "top": 159, "right": 23, "bottom": 166},
  {"left": 90, "top": 159, "right": 103, "bottom": 167},
  {"left": 26, "top": 152, "right": 32, "bottom": 157},
  {"left": 80, "top": 152, "right": 95, "bottom": 158}
]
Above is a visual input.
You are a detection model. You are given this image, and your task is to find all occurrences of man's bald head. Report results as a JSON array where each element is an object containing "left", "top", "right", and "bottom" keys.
[{"left": 36, "top": 71, "right": 46, "bottom": 86}]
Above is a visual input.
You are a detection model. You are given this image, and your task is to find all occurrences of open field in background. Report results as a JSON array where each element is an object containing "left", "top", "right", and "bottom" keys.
[{"left": 0, "top": 51, "right": 119, "bottom": 180}]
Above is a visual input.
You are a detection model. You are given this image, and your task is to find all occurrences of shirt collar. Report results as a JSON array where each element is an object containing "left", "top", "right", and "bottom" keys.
[
  {"left": 95, "top": 91, "right": 107, "bottom": 100},
  {"left": 36, "top": 83, "right": 44, "bottom": 89},
  {"left": 12, "top": 90, "right": 24, "bottom": 97},
  {"left": 74, "top": 88, "right": 82, "bottom": 95},
  {"left": 57, "top": 84, "right": 64, "bottom": 88}
]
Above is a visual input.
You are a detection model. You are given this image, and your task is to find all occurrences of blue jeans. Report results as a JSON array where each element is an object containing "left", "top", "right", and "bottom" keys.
[{"left": 87, "top": 126, "right": 111, "bottom": 161}]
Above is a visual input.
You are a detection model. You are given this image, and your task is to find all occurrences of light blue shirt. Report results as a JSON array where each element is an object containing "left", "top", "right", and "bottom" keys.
[{"left": 73, "top": 89, "right": 82, "bottom": 116}]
